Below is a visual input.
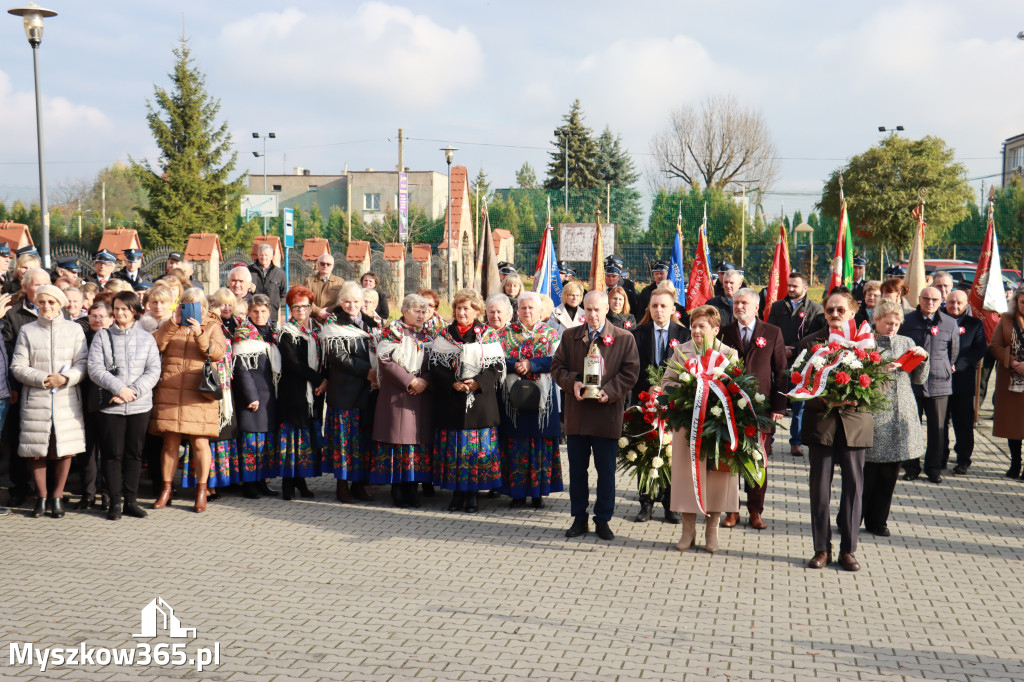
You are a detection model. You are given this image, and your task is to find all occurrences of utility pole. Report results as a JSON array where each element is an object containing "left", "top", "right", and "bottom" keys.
[
  {"left": 397, "top": 128, "right": 403, "bottom": 171},
  {"left": 101, "top": 181, "right": 106, "bottom": 228}
]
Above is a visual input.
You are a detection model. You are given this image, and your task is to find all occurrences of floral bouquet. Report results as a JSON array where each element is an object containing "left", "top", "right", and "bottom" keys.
[
  {"left": 617, "top": 391, "right": 673, "bottom": 498},
  {"left": 657, "top": 341, "right": 773, "bottom": 503},
  {"left": 786, "top": 320, "right": 891, "bottom": 416}
]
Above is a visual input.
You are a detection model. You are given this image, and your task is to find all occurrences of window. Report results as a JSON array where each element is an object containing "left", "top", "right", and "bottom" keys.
[
  {"left": 272, "top": 184, "right": 282, "bottom": 192},
  {"left": 308, "top": 185, "right": 318, "bottom": 192},
  {"left": 364, "top": 193, "right": 381, "bottom": 211}
]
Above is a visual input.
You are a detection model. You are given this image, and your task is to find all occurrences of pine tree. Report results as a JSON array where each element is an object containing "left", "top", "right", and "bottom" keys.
[
  {"left": 544, "top": 99, "right": 599, "bottom": 190},
  {"left": 595, "top": 126, "right": 640, "bottom": 188},
  {"left": 515, "top": 162, "right": 538, "bottom": 190},
  {"left": 131, "top": 37, "right": 246, "bottom": 247}
]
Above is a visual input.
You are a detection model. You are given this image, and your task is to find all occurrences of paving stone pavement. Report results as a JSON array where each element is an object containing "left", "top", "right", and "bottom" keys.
[{"left": 2, "top": 400, "right": 1023, "bottom": 681}]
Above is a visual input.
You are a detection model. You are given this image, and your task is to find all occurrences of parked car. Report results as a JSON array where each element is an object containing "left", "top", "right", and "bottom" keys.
[{"left": 895, "top": 259, "right": 1022, "bottom": 291}]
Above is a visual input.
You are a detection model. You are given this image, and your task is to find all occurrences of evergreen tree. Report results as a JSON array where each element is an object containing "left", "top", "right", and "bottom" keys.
[
  {"left": 307, "top": 203, "right": 324, "bottom": 239},
  {"left": 595, "top": 126, "right": 640, "bottom": 188},
  {"left": 326, "top": 205, "right": 347, "bottom": 244},
  {"left": 515, "top": 162, "right": 538, "bottom": 190},
  {"left": 131, "top": 37, "right": 246, "bottom": 247},
  {"left": 544, "top": 99, "right": 599, "bottom": 190}
]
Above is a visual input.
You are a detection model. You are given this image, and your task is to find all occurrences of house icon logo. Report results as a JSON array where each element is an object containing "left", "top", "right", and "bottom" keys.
[{"left": 133, "top": 597, "right": 197, "bottom": 639}]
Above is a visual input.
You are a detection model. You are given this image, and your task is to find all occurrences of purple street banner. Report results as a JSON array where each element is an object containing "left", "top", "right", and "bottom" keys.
[{"left": 399, "top": 172, "right": 409, "bottom": 242}]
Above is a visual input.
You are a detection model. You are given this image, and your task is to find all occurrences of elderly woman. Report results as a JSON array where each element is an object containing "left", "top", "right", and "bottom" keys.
[
  {"left": 10, "top": 285, "right": 89, "bottom": 518},
  {"left": 370, "top": 293, "right": 433, "bottom": 508},
  {"left": 608, "top": 285, "right": 636, "bottom": 330},
  {"left": 418, "top": 288, "right": 445, "bottom": 336},
  {"left": 855, "top": 281, "right": 882, "bottom": 327},
  {"left": 863, "top": 300, "right": 929, "bottom": 536},
  {"left": 151, "top": 287, "right": 227, "bottom": 513},
  {"left": 322, "top": 282, "right": 378, "bottom": 503},
  {"left": 797, "top": 291, "right": 873, "bottom": 572},
  {"left": 277, "top": 285, "right": 327, "bottom": 501},
  {"left": 991, "top": 286, "right": 1024, "bottom": 478},
  {"left": 659, "top": 305, "right": 739, "bottom": 554},
  {"left": 549, "top": 280, "right": 586, "bottom": 334},
  {"left": 88, "top": 291, "right": 161, "bottom": 520},
  {"left": 138, "top": 284, "right": 175, "bottom": 333},
  {"left": 428, "top": 289, "right": 504, "bottom": 513},
  {"left": 491, "top": 291, "right": 563, "bottom": 508},
  {"left": 232, "top": 294, "right": 280, "bottom": 499}
]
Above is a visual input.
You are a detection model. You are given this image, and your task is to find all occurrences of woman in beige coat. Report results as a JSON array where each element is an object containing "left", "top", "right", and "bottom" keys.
[
  {"left": 10, "top": 285, "right": 89, "bottom": 518},
  {"left": 991, "top": 287, "right": 1024, "bottom": 477},
  {"left": 658, "top": 304, "right": 739, "bottom": 554},
  {"left": 150, "top": 288, "right": 227, "bottom": 513}
]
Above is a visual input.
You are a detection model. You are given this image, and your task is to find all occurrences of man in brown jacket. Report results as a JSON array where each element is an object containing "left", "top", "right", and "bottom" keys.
[
  {"left": 303, "top": 253, "right": 344, "bottom": 321},
  {"left": 552, "top": 290, "right": 640, "bottom": 541}
]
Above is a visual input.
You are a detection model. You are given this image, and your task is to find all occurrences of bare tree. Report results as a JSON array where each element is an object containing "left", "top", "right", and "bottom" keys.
[{"left": 650, "top": 95, "right": 778, "bottom": 192}]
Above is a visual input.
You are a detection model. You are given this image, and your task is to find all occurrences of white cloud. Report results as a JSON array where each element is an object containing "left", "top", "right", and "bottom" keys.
[{"left": 216, "top": 3, "right": 484, "bottom": 109}]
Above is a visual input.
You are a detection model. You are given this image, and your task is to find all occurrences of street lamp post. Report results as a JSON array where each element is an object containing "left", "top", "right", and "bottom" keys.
[
  {"left": 252, "top": 132, "right": 276, "bottom": 236},
  {"left": 440, "top": 146, "right": 457, "bottom": 300},
  {"left": 9, "top": 2, "right": 57, "bottom": 268},
  {"left": 877, "top": 125, "right": 904, "bottom": 134}
]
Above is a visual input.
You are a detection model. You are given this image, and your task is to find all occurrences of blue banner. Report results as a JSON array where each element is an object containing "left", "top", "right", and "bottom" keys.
[
  {"left": 534, "top": 227, "right": 562, "bottom": 307},
  {"left": 670, "top": 229, "right": 687, "bottom": 306}
]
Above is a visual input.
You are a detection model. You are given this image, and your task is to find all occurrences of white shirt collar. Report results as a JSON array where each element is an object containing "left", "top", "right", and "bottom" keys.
[{"left": 653, "top": 321, "right": 671, "bottom": 332}]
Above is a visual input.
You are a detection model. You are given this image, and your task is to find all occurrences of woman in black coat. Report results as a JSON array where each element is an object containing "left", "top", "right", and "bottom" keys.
[
  {"left": 321, "top": 282, "right": 379, "bottom": 503},
  {"left": 232, "top": 294, "right": 280, "bottom": 499},
  {"left": 427, "top": 289, "right": 504, "bottom": 513}
]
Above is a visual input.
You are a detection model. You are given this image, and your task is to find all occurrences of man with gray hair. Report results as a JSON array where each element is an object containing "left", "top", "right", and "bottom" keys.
[
  {"left": 708, "top": 268, "right": 741, "bottom": 328},
  {"left": 227, "top": 266, "right": 254, "bottom": 304},
  {"left": 303, "top": 252, "right": 344, "bottom": 321},
  {"left": 249, "top": 243, "right": 288, "bottom": 319}
]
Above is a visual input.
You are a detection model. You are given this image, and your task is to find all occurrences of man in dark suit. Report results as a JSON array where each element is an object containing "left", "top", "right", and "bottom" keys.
[
  {"left": 767, "top": 271, "right": 826, "bottom": 455},
  {"left": 719, "top": 288, "right": 788, "bottom": 530},
  {"left": 84, "top": 249, "right": 118, "bottom": 290},
  {"left": 629, "top": 286, "right": 690, "bottom": 523},
  {"left": 552, "top": 290, "right": 640, "bottom": 541},
  {"left": 113, "top": 248, "right": 152, "bottom": 286},
  {"left": 944, "top": 290, "right": 986, "bottom": 475},
  {"left": 900, "top": 286, "right": 959, "bottom": 483},
  {"left": 604, "top": 257, "right": 639, "bottom": 314},
  {"left": 707, "top": 268, "right": 741, "bottom": 328}
]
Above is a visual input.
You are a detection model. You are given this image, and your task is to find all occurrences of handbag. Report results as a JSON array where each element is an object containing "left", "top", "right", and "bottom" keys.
[
  {"left": 86, "top": 329, "right": 117, "bottom": 412},
  {"left": 198, "top": 358, "right": 223, "bottom": 400},
  {"left": 508, "top": 377, "right": 541, "bottom": 411}
]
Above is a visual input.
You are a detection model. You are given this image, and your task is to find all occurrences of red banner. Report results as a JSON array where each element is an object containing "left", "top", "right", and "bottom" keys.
[
  {"left": 685, "top": 228, "right": 713, "bottom": 310},
  {"left": 762, "top": 223, "right": 790, "bottom": 321},
  {"left": 969, "top": 215, "right": 1003, "bottom": 342}
]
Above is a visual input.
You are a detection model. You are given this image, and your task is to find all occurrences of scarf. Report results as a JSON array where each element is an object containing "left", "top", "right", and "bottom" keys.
[
  {"left": 374, "top": 320, "right": 431, "bottom": 375},
  {"left": 493, "top": 321, "right": 558, "bottom": 429},
  {"left": 321, "top": 319, "right": 377, "bottom": 371},
  {"left": 1011, "top": 317, "right": 1024, "bottom": 393},
  {"left": 278, "top": 317, "right": 321, "bottom": 411},
  {"left": 429, "top": 324, "right": 507, "bottom": 411},
  {"left": 232, "top": 321, "right": 282, "bottom": 389}
]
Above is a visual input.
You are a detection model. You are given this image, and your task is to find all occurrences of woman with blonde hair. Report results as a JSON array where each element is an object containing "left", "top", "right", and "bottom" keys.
[
  {"left": 150, "top": 287, "right": 227, "bottom": 513},
  {"left": 608, "top": 285, "right": 636, "bottom": 330},
  {"left": 549, "top": 280, "right": 586, "bottom": 334}
]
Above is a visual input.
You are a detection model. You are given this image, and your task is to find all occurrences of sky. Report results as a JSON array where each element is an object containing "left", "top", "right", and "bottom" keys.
[{"left": 0, "top": 0, "right": 1021, "bottom": 222}]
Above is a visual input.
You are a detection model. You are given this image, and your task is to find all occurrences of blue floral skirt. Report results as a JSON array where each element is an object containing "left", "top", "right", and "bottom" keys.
[
  {"left": 369, "top": 442, "right": 432, "bottom": 484},
  {"left": 501, "top": 437, "right": 564, "bottom": 498},
  {"left": 181, "top": 438, "right": 240, "bottom": 489},
  {"left": 239, "top": 432, "right": 278, "bottom": 482},
  {"left": 323, "top": 406, "right": 370, "bottom": 481},
  {"left": 278, "top": 421, "right": 323, "bottom": 478},
  {"left": 433, "top": 427, "right": 501, "bottom": 492}
]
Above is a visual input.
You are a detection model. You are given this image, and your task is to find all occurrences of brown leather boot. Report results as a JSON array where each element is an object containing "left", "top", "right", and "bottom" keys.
[
  {"left": 721, "top": 512, "right": 740, "bottom": 528},
  {"left": 335, "top": 480, "right": 352, "bottom": 503},
  {"left": 351, "top": 482, "right": 373, "bottom": 501},
  {"left": 193, "top": 483, "right": 208, "bottom": 513},
  {"left": 152, "top": 482, "right": 173, "bottom": 509},
  {"left": 705, "top": 513, "right": 721, "bottom": 554}
]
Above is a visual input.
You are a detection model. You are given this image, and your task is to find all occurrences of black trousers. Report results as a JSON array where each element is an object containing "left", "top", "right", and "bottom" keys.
[
  {"left": 978, "top": 351, "right": 996, "bottom": 402},
  {"left": 99, "top": 411, "right": 151, "bottom": 504},
  {"left": 905, "top": 395, "right": 949, "bottom": 478},
  {"left": 78, "top": 410, "right": 103, "bottom": 496},
  {"left": 944, "top": 390, "right": 975, "bottom": 468},
  {"left": 808, "top": 443, "right": 865, "bottom": 555},
  {"left": 862, "top": 461, "right": 901, "bottom": 531}
]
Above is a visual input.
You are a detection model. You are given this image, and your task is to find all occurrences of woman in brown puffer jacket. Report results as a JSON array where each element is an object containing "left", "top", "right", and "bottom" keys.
[{"left": 150, "top": 288, "right": 227, "bottom": 513}]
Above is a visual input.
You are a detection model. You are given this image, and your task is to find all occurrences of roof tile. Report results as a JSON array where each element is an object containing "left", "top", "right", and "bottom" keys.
[
  {"left": 346, "top": 239, "right": 371, "bottom": 261},
  {"left": 185, "top": 232, "right": 222, "bottom": 261},
  {"left": 383, "top": 243, "right": 406, "bottom": 262}
]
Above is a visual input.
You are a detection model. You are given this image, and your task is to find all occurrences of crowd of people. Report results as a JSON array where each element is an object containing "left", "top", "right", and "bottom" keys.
[{"left": 0, "top": 243, "right": 1020, "bottom": 574}]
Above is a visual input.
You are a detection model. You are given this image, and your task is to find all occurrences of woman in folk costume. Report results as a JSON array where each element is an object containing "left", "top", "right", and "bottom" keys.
[
  {"left": 491, "top": 291, "right": 563, "bottom": 509},
  {"left": 276, "top": 285, "right": 327, "bottom": 501},
  {"left": 370, "top": 293, "right": 434, "bottom": 508},
  {"left": 321, "top": 282, "right": 379, "bottom": 504},
  {"left": 232, "top": 294, "right": 281, "bottom": 500},
  {"left": 428, "top": 289, "right": 505, "bottom": 513},
  {"left": 658, "top": 304, "right": 740, "bottom": 554}
]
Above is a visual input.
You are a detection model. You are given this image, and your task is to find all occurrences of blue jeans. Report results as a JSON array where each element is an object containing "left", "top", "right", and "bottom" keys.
[{"left": 566, "top": 435, "right": 617, "bottom": 524}]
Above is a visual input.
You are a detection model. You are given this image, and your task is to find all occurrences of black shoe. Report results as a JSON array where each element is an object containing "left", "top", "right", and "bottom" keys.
[
  {"left": 295, "top": 478, "right": 314, "bottom": 498},
  {"left": 404, "top": 482, "right": 420, "bottom": 508},
  {"left": 464, "top": 493, "right": 479, "bottom": 514},
  {"left": 902, "top": 472, "right": 920, "bottom": 481},
  {"left": 107, "top": 501, "right": 123, "bottom": 521},
  {"left": 952, "top": 465, "right": 968, "bottom": 475},
  {"left": 448, "top": 492, "right": 465, "bottom": 512},
  {"left": 871, "top": 525, "right": 891, "bottom": 537},
  {"left": 510, "top": 497, "right": 526, "bottom": 509},
  {"left": 486, "top": 490, "right": 500, "bottom": 499},
  {"left": 50, "top": 498, "right": 65, "bottom": 518},
  {"left": 256, "top": 481, "right": 278, "bottom": 496},
  {"left": 531, "top": 496, "right": 545, "bottom": 509},
  {"left": 123, "top": 502, "right": 148, "bottom": 518},
  {"left": 633, "top": 500, "right": 654, "bottom": 523},
  {"left": 282, "top": 478, "right": 295, "bottom": 501},
  {"left": 421, "top": 482, "right": 436, "bottom": 497},
  {"left": 390, "top": 484, "right": 406, "bottom": 508},
  {"left": 96, "top": 494, "right": 109, "bottom": 512},
  {"left": 595, "top": 521, "right": 615, "bottom": 541},
  {"left": 927, "top": 474, "right": 942, "bottom": 484},
  {"left": 565, "top": 518, "right": 589, "bottom": 538},
  {"left": 75, "top": 494, "right": 94, "bottom": 510},
  {"left": 664, "top": 509, "right": 681, "bottom": 524},
  {"left": 30, "top": 497, "right": 47, "bottom": 518},
  {"left": 241, "top": 482, "right": 262, "bottom": 499},
  {"left": 1006, "top": 464, "right": 1021, "bottom": 479}
]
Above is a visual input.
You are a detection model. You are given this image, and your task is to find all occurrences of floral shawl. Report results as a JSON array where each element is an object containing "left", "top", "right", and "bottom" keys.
[
  {"left": 429, "top": 323, "right": 506, "bottom": 411},
  {"left": 493, "top": 321, "right": 559, "bottom": 429},
  {"left": 278, "top": 317, "right": 322, "bottom": 412},
  {"left": 233, "top": 320, "right": 282, "bottom": 388},
  {"left": 374, "top": 320, "right": 431, "bottom": 375}
]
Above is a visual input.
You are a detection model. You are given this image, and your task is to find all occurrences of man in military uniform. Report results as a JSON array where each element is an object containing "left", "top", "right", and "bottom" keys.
[
  {"left": 51, "top": 256, "right": 82, "bottom": 285},
  {"left": 85, "top": 249, "right": 118, "bottom": 290},
  {"left": 0, "top": 243, "right": 13, "bottom": 293},
  {"left": 113, "top": 248, "right": 152, "bottom": 286},
  {"left": 559, "top": 261, "right": 576, "bottom": 286},
  {"left": 498, "top": 261, "right": 517, "bottom": 285},
  {"left": 636, "top": 260, "right": 669, "bottom": 320},
  {"left": 604, "top": 255, "right": 639, "bottom": 312},
  {"left": 851, "top": 256, "right": 867, "bottom": 304}
]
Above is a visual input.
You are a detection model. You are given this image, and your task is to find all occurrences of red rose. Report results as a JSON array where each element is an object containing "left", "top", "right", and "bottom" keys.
[
  {"left": 744, "top": 425, "right": 757, "bottom": 438},
  {"left": 791, "top": 371, "right": 803, "bottom": 384},
  {"left": 868, "top": 351, "right": 882, "bottom": 363},
  {"left": 669, "top": 400, "right": 676, "bottom": 409},
  {"left": 812, "top": 344, "right": 822, "bottom": 352},
  {"left": 854, "top": 348, "right": 867, "bottom": 360},
  {"left": 727, "top": 383, "right": 740, "bottom": 395},
  {"left": 835, "top": 371, "right": 851, "bottom": 385},
  {"left": 828, "top": 341, "right": 842, "bottom": 352},
  {"left": 643, "top": 413, "right": 654, "bottom": 423},
  {"left": 858, "top": 374, "right": 871, "bottom": 388},
  {"left": 603, "top": 334, "right": 614, "bottom": 345},
  {"left": 645, "top": 431, "right": 657, "bottom": 441},
  {"left": 638, "top": 391, "right": 650, "bottom": 402},
  {"left": 732, "top": 367, "right": 742, "bottom": 376}
]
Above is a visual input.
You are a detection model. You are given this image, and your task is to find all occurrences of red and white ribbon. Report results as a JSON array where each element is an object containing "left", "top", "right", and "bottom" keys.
[{"left": 787, "top": 321, "right": 875, "bottom": 400}]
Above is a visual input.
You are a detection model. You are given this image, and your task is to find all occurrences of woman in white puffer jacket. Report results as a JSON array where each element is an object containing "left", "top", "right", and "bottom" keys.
[{"left": 10, "top": 284, "right": 88, "bottom": 518}]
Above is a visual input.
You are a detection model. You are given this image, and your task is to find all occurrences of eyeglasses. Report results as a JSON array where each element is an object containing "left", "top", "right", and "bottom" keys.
[
  {"left": 825, "top": 307, "right": 847, "bottom": 314},
  {"left": 318, "top": 262, "right": 333, "bottom": 267},
  {"left": 290, "top": 304, "right": 311, "bottom": 310}
]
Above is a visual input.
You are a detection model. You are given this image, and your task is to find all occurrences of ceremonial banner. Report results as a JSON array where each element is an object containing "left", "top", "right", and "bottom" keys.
[
  {"left": 685, "top": 225, "right": 713, "bottom": 310},
  {"left": 827, "top": 194, "right": 853, "bottom": 295},
  {"left": 904, "top": 204, "right": 927, "bottom": 307},
  {"left": 669, "top": 219, "right": 687, "bottom": 306},
  {"left": 762, "top": 222, "right": 790, "bottom": 320},
  {"left": 969, "top": 201, "right": 1008, "bottom": 341}
]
